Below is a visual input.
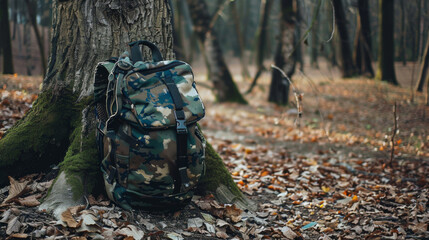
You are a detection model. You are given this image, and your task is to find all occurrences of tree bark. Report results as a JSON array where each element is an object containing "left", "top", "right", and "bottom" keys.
[
  {"left": 268, "top": 0, "right": 296, "bottom": 105},
  {"left": 231, "top": 0, "right": 251, "bottom": 82},
  {"left": 246, "top": 0, "right": 273, "bottom": 94},
  {"left": 332, "top": 0, "right": 356, "bottom": 78},
  {"left": 376, "top": 0, "right": 398, "bottom": 85},
  {"left": 353, "top": 0, "right": 374, "bottom": 77},
  {"left": 0, "top": 0, "right": 245, "bottom": 219},
  {"left": 310, "top": 3, "right": 319, "bottom": 69},
  {"left": 25, "top": 0, "right": 47, "bottom": 77},
  {"left": 399, "top": 0, "right": 406, "bottom": 65},
  {"left": 186, "top": 0, "right": 247, "bottom": 104},
  {"left": 0, "top": 0, "right": 15, "bottom": 74},
  {"left": 416, "top": 32, "right": 429, "bottom": 92}
]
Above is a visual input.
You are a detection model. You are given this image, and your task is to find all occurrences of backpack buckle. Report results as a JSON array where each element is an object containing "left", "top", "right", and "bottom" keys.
[
  {"left": 176, "top": 119, "right": 187, "bottom": 134},
  {"left": 174, "top": 110, "right": 187, "bottom": 134}
]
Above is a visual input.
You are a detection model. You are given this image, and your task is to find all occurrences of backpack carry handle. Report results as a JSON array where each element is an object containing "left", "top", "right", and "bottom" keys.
[{"left": 129, "top": 40, "right": 164, "bottom": 63}]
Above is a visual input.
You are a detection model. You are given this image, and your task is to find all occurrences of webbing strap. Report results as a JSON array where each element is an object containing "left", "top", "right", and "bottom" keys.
[{"left": 162, "top": 71, "right": 190, "bottom": 192}]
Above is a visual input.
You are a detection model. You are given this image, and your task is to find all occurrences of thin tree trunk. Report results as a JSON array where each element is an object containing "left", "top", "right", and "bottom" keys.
[
  {"left": 399, "top": 0, "right": 406, "bottom": 65},
  {"left": 376, "top": 0, "right": 398, "bottom": 85},
  {"left": 416, "top": 33, "right": 429, "bottom": 92},
  {"left": 418, "top": 0, "right": 425, "bottom": 60},
  {"left": 354, "top": 0, "right": 374, "bottom": 77},
  {"left": 186, "top": 0, "right": 247, "bottom": 104},
  {"left": 25, "top": 0, "right": 47, "bottom": 77},
  {"left": 295, "top": 0, "right": 304, "bottom": 71},
  {"left": 246, "top": 0, "right": 273, "bottom": 94},
  {"left": 173, "top": 0, "right": 185, "bottom": 60},
  {"left": 231, "top": 0, "right": 251, "bottom": 81},
  {"left": 0, "top": 0, "right": 246, "bottom": 219},
  {"left": 268, "top": 0, "right": 296, "bottom": 105},
  {"left": 0, "top": 0, "right": 15, "bottom": 74},
  {"left": 333, "top": 0, "right": 355, "bottom": 78},
  {"left": 310, "top": 3, "right": 319, "bottom": 69}
]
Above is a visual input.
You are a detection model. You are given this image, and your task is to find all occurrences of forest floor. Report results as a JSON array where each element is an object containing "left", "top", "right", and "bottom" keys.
[{"left": 0, "top": 60, "right": 428, "bottom": 239}]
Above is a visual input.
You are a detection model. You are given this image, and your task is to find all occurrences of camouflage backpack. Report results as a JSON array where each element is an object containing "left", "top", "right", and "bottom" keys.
[{"left": 93, "top": 40, "right": 206, "bottom": 211}]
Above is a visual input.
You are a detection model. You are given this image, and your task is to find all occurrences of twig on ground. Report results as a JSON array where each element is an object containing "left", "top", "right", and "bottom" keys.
[{"left": 390, "top": 102, "right": 398, "bottom": 167}]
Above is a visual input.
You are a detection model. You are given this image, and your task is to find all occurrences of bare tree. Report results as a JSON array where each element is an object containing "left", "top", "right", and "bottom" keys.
[
  {"left": 416, "top": 32, "right": 429, "bottom": 92},
  {"left": 246, "top": 0, "right": 273, "bottom": 94},
  {"left": 333, "top": 0, "right": 356, "bottom": 78},
  {"left": 186, "top": 0, "right": 247, "bottom": 104},
  {"left": 376, "top": 0, "right": 398, "bottom": 85},
  {"left": 353, "top": 0, "right": 374, "bottom": 77},
  {"left": 0, "top": 0, "right": 15, "bottom": 74},
  {"left": 268, "top": 0, "right": 296, "bottom": 105}
]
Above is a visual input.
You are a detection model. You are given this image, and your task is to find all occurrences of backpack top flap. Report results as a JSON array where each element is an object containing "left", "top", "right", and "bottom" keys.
[{"left": 120, "top": 60, "right": 205, "bottom": 129}]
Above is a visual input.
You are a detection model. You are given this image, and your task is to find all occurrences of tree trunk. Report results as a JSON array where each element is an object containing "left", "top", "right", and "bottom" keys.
[
  {"left": 231, "top": 0, "right": 251, "bottom": 82},
  {"left": 173, "top": 0, "right": 185, "bottom": 61},
  {"left": 268, "top": 0, "right": 296, "bottom": 105},
  {"left": 0, "top": 0, "right": 15, "bottom": 74},
  {"left": 376, "top": 0, "right": 398, "bottom": 85},
  {"left": 353, "top": 0, "right": 374, "bottom": 77},
  {"left": 246, "top": 0, "right": 273, "bottom": 94},
  {"left": 0, "top": 0, "right": 246, "bottom": 219},
  {"left": 416, "top": 32, "right": 429, "bottom": 92},
  {"left": 399, "top": 0, "right": 406, "bottom": 65},
  {"left": 25, "top": 0, "right": 47, "bottom": 77},
  {"left": 333, "top": 0, "right": 355, "bottom": 78},
  {"left": 310, "top": 3, "right": 319, "bottom": 69},
  {"left": 295, "top": 0, "right": 304, "bottom": 71},
  {"left": 186, "top": 0, "right": 247, "bottom": 104}
]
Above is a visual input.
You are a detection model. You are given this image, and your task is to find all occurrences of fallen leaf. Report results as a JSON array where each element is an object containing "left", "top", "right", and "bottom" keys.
[
  {"left": 116, "top": 225, "right": 144, "bottom": 240},
  {"left": 187, "top": 217, "right": 204, "bottom": 228},
  {"left": 6, "top": 233, "right": 28, "bottom": 239},
  {"left": 61, "top": 208, "right": 82, "bottom": 228},
  {"left": 17, "top": 194, "right": 40, "bottom": 207},
  {"left": 166, "top": 232, "right": 184, "bottom": 240},
  {"left": 216, "top": 231, "right": 229, "bottom": 239},
  {"left": 281, "top": 226, "right": 297, "bottom": 239},
  {"left": 6, "top": 216, "right": 21, "bottom": 235},
  {"left": 2, "top": 177, "right": 29, "bottom": 204}
]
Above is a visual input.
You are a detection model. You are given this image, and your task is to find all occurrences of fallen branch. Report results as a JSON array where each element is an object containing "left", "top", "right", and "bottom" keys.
[{"left": 390, "top": 102, "right": 398, "bottom": 167}]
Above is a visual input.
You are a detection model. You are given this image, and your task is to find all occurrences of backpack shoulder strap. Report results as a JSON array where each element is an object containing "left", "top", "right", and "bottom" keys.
[{"left": 94, "top": 61, "right": 116, "bottom": 103}]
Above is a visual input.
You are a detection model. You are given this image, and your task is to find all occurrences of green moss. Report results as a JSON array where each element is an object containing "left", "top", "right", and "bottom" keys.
[
  {"left": 0, "top": 89, "right": 76, "bottom": 186},
  {"left": 197, "top": 142, "right": 242, "bottom": 197},
  {"left": 59, "top": 97, "right": 103, "bottom": 200}
]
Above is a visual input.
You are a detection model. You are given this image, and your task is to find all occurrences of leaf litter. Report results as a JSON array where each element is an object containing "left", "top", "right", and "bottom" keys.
[{"left": 1, "top": 69, "right": 429, "bottom": 239}]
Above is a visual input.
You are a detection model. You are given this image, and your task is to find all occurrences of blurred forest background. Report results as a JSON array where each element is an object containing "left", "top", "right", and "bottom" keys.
[{"left": 1, "top": 0, "right": 429, "bottom": 100}]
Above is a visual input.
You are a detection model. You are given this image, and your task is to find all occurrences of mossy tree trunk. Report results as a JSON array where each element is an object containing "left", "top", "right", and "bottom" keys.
[
  {"left": 268, "top": 0, "right": 296, "bottom": 105},
  {"left": 375, "top": 0, "right": 398, "bottom": 85},
  {"left": 186, "top": 0, "right": 247, "bottom": 104},
  {"left": 0, "top": 0, "right": 245, "bottom": 218}
]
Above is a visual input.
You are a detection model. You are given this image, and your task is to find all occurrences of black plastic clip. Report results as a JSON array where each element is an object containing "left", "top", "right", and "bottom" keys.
[{"left": 174, "top": 110, "right": 188, "bottom": 134}]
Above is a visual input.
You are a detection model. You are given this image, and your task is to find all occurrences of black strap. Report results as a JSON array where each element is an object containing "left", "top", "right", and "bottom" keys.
[
  {"left": 129, "top": 40, "right": 163, "bottom": 63},
  {"left": 106, "top": 131, "right": 118, "bottom": 184},
  {"left": 162, "top": 71, "right": 190, "bottom": 192}
]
